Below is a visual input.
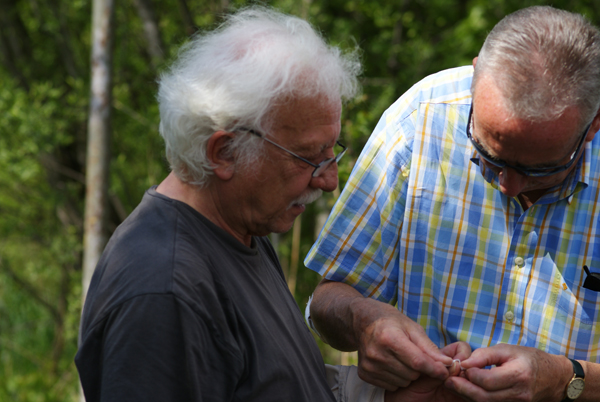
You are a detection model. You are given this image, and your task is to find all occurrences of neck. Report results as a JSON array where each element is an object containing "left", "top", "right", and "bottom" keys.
[
  {"left": 156, "top": 172, "right": 252, "bottom": 246},
  {"left": 518, "top": 189, "right": 546, "bottom": 210}
]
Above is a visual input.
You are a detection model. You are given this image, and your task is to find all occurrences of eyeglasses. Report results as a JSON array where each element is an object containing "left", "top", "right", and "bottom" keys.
[
  {"left": 245, "top": 129, "right": 347, "bottom": 177},
  {"left": 466, "top": 104, "right": 591, "bottom": 177}
]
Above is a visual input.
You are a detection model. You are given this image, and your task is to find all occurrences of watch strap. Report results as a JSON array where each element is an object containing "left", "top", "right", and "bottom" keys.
[{"left": 570, "top": 359, "right": 585, "bottom": 380}]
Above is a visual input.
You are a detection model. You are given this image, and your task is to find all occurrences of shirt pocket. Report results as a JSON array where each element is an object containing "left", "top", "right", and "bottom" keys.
[{"left": 556, "top": 281, "right": 600, "bottom": 325}]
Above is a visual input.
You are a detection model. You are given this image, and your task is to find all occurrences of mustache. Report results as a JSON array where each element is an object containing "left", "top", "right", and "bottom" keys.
[{"left": 288, "top": 189, "right": 323, "bottom": 209}]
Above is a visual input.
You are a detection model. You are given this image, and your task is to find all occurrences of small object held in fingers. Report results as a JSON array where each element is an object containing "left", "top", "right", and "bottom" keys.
[{"left": 445, "top": 359, "right": 465, "bottom": 375}]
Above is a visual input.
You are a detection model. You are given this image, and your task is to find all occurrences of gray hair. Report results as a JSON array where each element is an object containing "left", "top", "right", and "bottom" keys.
[
  {"left": 472, "top": 6, "right": 600, "bottom": 126},
  {"left": 157, "top": 6, "right": 361, "bottom": 186}
]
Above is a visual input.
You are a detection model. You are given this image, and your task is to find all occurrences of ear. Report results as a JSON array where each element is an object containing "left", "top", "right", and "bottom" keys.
[
  {"left": 586, "top": 108, "right": 600, "bottom": 143},
  {"left": 472, "top": 56, "right": 478, "bottom": 68},
  {"left": 206, "top": 131, "right": 236, "bottom": 181}
]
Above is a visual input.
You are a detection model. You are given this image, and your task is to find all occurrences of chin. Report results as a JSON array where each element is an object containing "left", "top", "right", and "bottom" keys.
[
  {"left": 272, "top": 224, "right": 295, "bottom": 235},
  {"left": 268, "top": 219, "right": 297, "bottom": 235}
]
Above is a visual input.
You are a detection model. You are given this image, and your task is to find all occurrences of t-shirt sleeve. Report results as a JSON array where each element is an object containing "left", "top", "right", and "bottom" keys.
[
  {"left": 304, "top": 105, "right": 416, "bottom": 305},
  {"left": 77, "top": 293, "right": 241, "bottom": 402}
]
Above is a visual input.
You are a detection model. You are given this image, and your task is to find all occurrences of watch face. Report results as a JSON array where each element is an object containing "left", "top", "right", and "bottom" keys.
[{"left": 566, "top": 378, "right": 585, "bottom": 399}]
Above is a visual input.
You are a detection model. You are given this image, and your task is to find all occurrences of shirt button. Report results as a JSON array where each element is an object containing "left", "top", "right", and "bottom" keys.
[
  {"left": 514, "top": 257, "right": 524, "bottom": 267},
  {"left": 504, "top": 311, "right": 515, "bottom": 322}
]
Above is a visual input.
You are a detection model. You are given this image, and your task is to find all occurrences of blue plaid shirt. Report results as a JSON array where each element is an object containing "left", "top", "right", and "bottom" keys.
[{"left": 305, "top": 66, "right": 600, "bottom": 361}]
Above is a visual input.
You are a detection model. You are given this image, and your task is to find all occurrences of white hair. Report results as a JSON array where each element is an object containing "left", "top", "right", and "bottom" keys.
[
  {"left": 157, "top": 6, "right": 361, "bottom": 186},
  {"left": 472, "top": 6, "right": 600, "bottom": 126}
]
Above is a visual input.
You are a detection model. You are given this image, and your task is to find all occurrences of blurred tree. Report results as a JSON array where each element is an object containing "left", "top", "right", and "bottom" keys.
[
  {"left": 83, "top": 0, "right": 114, "bottom": 321},
  {"left": 0, "top": 0, "right": 598, "bottom": 400}
]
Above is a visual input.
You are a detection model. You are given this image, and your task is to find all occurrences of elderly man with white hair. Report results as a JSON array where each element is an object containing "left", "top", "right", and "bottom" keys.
[{"left": 75, "top": 6, "right": 465, "bottom": 402}]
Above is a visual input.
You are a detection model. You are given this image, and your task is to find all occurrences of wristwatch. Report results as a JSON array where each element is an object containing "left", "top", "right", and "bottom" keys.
[{"left": 562, "top": 358, "right": 585, "bottom": 401}]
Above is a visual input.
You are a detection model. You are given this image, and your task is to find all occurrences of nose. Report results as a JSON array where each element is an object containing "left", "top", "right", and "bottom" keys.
[
  {"left": 310, "top": 162, "right": 339, "bottom": 192},
  {"left": 497, "top": 167, "right": 528, "bottom": 197}
]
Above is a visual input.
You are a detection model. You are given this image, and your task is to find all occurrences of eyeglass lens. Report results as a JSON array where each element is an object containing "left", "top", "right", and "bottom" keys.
[{"left": 312, "top": 143, "right": 347, "bottom": 177}]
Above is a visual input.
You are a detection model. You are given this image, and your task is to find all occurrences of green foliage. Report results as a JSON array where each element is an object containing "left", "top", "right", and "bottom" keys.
[{"left": 1, "top": 0, "right": 600, "bottom": 399}]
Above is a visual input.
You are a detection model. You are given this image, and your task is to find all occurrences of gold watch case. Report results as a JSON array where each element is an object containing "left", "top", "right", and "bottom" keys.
[{"left": 565, "top": 375, "right": 585, "bottom": 400}]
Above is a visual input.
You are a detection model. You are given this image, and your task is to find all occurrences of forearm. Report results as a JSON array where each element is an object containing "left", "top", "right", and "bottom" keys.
[
  {"left": 310, "top": 279, "right": 401, "bottom": 351},
  {"left": 310, "top": 279, "right": 362, "bottom": 350}
]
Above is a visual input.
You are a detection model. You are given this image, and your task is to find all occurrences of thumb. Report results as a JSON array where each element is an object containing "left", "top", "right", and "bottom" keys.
[
  {"left": 461, "top": 345, "right": 507, "bottom": 369},
  {"left": 413, "top": 335, "right": 453, "bottom": 366},
  {"left": 405, "top": 332, "right": 454, "bottom": 380}
]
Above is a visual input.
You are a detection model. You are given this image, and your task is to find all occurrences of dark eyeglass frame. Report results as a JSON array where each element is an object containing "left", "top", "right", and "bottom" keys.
[
  {"left": 244, "top": 129, "right": 347, "bottom": 178},
  {"left": 466, "top": 104, "right": 592, "bottom": 177}
]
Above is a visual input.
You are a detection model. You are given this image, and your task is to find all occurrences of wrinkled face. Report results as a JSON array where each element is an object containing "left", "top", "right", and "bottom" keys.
[
  {"left": 231, "top": 95, "right": 342, "bottom": 236},
  {"left": 471, "top": 76, "right": 596, "bottom": 198}
]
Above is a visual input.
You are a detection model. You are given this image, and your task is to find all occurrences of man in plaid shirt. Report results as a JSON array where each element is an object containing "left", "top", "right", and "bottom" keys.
[{"left": 305, "top": 6, "right": 600, "bottom": 402}]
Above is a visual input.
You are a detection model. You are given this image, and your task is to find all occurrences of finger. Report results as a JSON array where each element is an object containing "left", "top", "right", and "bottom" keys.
[
  {"left": 464, "top": 365, "right": 515, "bottom": 392},
  {"left": 411, "top": 333, "right": 454, "bottom": 367},
  {"left": 460, "top": 344, "right": 510, "bottom": 369},
  {"left": 358, "top": 344, "right": 423, "bottom": 389},
  {"left": 359, "top": 344, "right": 420, "bottom": 381},
  {"left": 440, "top": 341, "right": 472, "bottom": 362},
  {"left": 360, "top": 315, "right": 451, "bottom": 385},
  {"left": 389, "top": 333, "right": 456, "bottom": 381},
  {"left": 445, "top": 375, "right": 488, "bottom": 402},
  {"left": 448, "top": 359, "right": 462, "bottom": 377},
  {"left": 404, "top": 375, "right": 445, "bottom": 394},
  {"left": 439, "top": 343, "right": 465, "bottom": 376},
  {"left": 446, "top": 375, "right": 516, "bottom": 402}
]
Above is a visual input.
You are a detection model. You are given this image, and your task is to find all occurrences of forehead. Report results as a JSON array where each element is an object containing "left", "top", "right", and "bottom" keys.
[
  {"left": 472, "top": 78, "right": 582, "bottom": 167},
  {"left": 268, "top": 95, "right": 342, "bottom": 150}
]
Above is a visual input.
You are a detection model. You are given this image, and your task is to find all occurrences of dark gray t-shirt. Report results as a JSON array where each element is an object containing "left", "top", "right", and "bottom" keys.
[{"left": 75, "top": 188, "right": 335, "bottom": 402}]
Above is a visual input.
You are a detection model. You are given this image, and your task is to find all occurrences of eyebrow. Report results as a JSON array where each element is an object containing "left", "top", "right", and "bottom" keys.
[
  {"left": 294, "top": 137, "right": 337, "bottom": 157},
  {"left": 471, "top": 119, "right": 572, "bottom": 170}
]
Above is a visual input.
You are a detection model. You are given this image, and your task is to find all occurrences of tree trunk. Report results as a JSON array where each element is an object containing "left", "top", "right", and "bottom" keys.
[
  {"left": 83, "top": 0, "right": 114, "bottom": 316},
  {"left": 46, "top": 0, "right": 82, "bottom": 78},
  {"left": 81, "top": 1, "right": 114, "bottom": 400},
  {"left": 0, "top": 0, "right": 31, "bottom": 89},
  {"left": 287, "top": 216, "right": 302, "bottom": 297},
  {"left": 131, "top": 0, "right": 165, "bottom": 68},
  {"left": 177, "top": 0, "right": 196, "bottom": 37}
]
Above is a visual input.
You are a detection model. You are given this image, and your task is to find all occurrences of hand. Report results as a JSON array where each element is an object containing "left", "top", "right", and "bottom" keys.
[
  {"left": 310, "top": 280, "right": 453, "bottom": 391},
  {"left": 384, "top": 342, "right": 472, "bottom": 402},
  {"left": 445, "top": 344, "right": 572, "bottom": 402},
  {"left": 355, "top": 303, "right": 454, "bottom": 391}
]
